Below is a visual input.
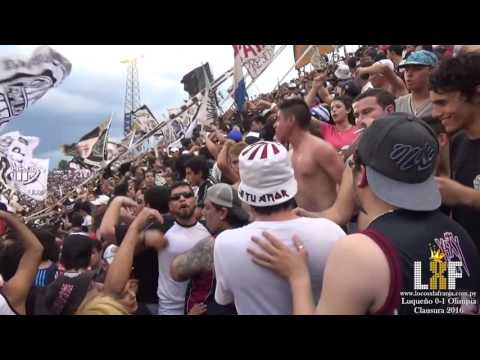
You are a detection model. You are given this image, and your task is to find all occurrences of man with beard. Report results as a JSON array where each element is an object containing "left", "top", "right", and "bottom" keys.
[{"left": 144, "top": 182, "right": 210, "bottom": 315}]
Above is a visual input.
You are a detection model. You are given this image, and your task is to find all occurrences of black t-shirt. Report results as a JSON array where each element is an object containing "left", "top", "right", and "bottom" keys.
[
  {"left": 197, "top": 179, "right": 213, "bottom": 208},
  {"left": 365, "top": 210, "right": 480, "bottom": 315},
  {"left": 115, "top": 215, "right": 175, "bottom": 304},
  {"left": 450, "top": 131, "right": 480, "bottom": 250}
]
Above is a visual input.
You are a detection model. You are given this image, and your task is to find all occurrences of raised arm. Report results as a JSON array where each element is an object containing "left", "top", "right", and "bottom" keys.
[
  {"left": 357, "top": 63, "right": 407, "bottom": 97},
  {"left": 170, "top": 236, "right": 214, "bottom": 282},
  {"left": 99, "top": 196, "right": 138, "bottom": 244},
  {"left": 304, "top": 73, "right": 334, "bottom": 107},
  {"left": 104, "top": 207, "right": 164, "bottom": 295},
  {"left": 1, "top": 211, "right": 43, "bottom": 315}
]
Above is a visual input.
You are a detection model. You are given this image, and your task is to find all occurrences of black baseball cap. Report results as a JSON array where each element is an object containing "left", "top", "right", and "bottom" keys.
[
  {"left": 356, "top": 113, "right": 441, "bottom": 211},
  {"left": 338, "top": 80, "right": 361, "bottom": 99}
]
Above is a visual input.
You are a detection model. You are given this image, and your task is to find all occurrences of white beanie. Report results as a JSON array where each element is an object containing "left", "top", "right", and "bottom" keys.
[{"left": 238, "top": 141, "right": 297, "bottom": 207}]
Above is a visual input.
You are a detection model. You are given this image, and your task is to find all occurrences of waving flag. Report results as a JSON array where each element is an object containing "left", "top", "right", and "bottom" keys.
[
  {"left": 0, "top": 46, "right": 72, "bottom": 132},
  {"left": 131, "top": 105, "right": 159, "bottom": 135},
  {"left": 13, "top": 158, "right": 49, "bottom": 201},
  {"left": 62, "top": 116, "right": 112, "bottom": 168},
  {"left": 232, "top": 46, "right": 248, "bottom": 112},
  {"left": 181, "top": 63, "right": 214, "bottom": 98},
  {"left": 235, "top": 45, "right": 276, "bottom": 80}
]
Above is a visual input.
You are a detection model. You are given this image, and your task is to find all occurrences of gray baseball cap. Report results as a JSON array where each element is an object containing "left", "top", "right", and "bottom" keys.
[
  {"left": 205, "top": 183, "right": 250, "bottom": 223},
  {"left": 356, "top": 113, "right": 441, "bottom": 211}
]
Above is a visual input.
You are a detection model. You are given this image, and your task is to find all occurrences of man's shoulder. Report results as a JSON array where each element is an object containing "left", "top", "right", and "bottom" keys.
[
  {"left": 215, "top": 226, "right": 254, "bottom": 249},
  {"left": 216, "top": 226, "right": 251, "bottom": 241},
  {"left": 296, "top": 216, "right": 346, "bottom": 238}
]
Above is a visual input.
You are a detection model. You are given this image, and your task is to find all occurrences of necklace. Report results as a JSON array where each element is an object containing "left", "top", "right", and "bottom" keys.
[
  {"left": 409, "top": 95, "right": 430, "bottom": 116},
  {"left": 368, "top": 209, "right": 396, "bottom": 226}
]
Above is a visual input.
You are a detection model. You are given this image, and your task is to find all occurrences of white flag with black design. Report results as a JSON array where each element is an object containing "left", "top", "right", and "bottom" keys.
[
  {"left": 0, "top": 131, "right": 43, "bottom": 202},
  {"left": 0, "top": 131, "right": 39, "bottom": 165},
  {"left": 131, "top": 105, "right": 159, "bottom": 135},
  {"left": 0, "top": 46, "right": 72, "bottom": 132},
  {"left": 13, "top": 158, "right": 49, "bottom": 201}
]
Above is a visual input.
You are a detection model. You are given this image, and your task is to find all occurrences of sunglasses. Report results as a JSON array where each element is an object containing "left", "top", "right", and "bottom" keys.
[{"left": 170, "top": 192, "right": 194, "bottom": 201}]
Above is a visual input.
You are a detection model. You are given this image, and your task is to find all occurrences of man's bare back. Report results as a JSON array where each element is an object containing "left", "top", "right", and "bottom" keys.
[{"left": 291, "top": 133, "right": 342, "bottom": 212}]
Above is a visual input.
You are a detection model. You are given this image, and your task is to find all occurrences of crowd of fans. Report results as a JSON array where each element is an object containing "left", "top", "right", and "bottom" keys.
[{"left": 1, "top": 44, "right": 480, "bottom": 315}]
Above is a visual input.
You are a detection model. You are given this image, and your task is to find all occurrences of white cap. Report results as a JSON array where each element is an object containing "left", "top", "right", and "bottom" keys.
[
  {"left": 103, "top": 244, "right": 119, "bottom": 265},
  {"left": 334, "top": 63, "right": 351, "bottom": 80},
  {"left": 238, "top": 141, "right": 297, "bottom": 207}
]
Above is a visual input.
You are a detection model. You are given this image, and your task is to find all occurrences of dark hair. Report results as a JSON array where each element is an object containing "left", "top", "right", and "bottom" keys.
[
  {"left": 374, "top": 52, "right": 386, "bottom": 62},
  {"left": 347, "top": 57, "right": 358, "bottom": 69},
  {"left": 277, "top": 98, "right": 311, "bottom": 129},
  {"left": 60, "top": 235, "right": 94, "bottom": 270},
  {"left": 175, "top": 154, "right": 193, "bottom": 180},
  {"left": 92, "top": 240, "right": 102, "bottom": 252},
  {"left": 134, "top": 167, "right": 145, "bottom": 177},
  {"left": 185, "top": 156, "right": 209, "bottom": 180},
  {"left": 33, "top": 229, "right": 60, "bottom": 262},
  {"left": 113, "top": 181, "right": 128, "bottom": 197},
  {"left": 251, "top": 114, "right": 266, "bottom": 126},
  {"left": 0, "top": 239, "right": 23, "bottom": 281},
  {"left": 388, "top": 45, "right": 404, "bottom": 57},
  {"left": 421, "top": 116, "right": 447, "bottom": 135},
  {"left": 211, "top": 202, "right": 250, "bottom": 228},
  {"left": 169, "top": 182, "right": 193, "bottom": 198},
  {"left": 430, "top": 53, "right": 480, "bottom": 103},
  {"left": 70, "top": 212, "right": 84, "bottom": 228},
  {"left": 251, "top": 198, "right": 296, "bottom": 216},
  {"left": 144, "top": 186, "right": 170, "bottom": 213},
  {"left": 354, "top": 88, "right": 396, "bottom": 110},
  {"left": 332, "top": 95, "right": 355, "bottom": 125}
]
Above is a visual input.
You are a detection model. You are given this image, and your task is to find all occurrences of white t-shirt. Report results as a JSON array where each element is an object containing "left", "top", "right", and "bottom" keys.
[
  {"left": 214, "top": 217, "right": 346, "bottom": 315},
  {"left": 157, "top": 221, "right": 210, "bottom": 315},
  {"left": 82, "top": 215, "right": 92, "bottom": 227},
  {"left": 0, "top": 292, "right": 16, "bottom": 315}
]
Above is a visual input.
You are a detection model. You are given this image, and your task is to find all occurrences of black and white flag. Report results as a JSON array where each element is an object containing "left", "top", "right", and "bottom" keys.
[
  {"left": 62, "top": 116, "right": 112, "bottom": 168},
  {"left": 0, "top": 46, "right": 72, "bottom": 132},
  {"left": 0, "top": 131, "right": 48, "bottom": 201}
]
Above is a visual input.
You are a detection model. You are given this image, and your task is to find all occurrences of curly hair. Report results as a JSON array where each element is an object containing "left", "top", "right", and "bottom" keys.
[{"left": 430, "top": 53, "right": 480, "bottom": 103}]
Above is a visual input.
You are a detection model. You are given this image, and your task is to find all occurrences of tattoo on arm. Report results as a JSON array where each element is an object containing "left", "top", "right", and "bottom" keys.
[{"left": 174, "top": 237, "right": 214, "bottom": 280}]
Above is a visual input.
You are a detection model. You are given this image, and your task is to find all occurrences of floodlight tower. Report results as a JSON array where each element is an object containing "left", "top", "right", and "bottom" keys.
[{"left": 121, "top": 55, "right": 143, "bottom": 135}]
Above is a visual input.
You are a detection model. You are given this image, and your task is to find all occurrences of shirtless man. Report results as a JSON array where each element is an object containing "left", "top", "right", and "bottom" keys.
[
  {"left": 296, "top": 89, "right": 396, "bottom": 230},
  {"left": 275, "top": 98, "right": 343, "bottom": 213}
]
